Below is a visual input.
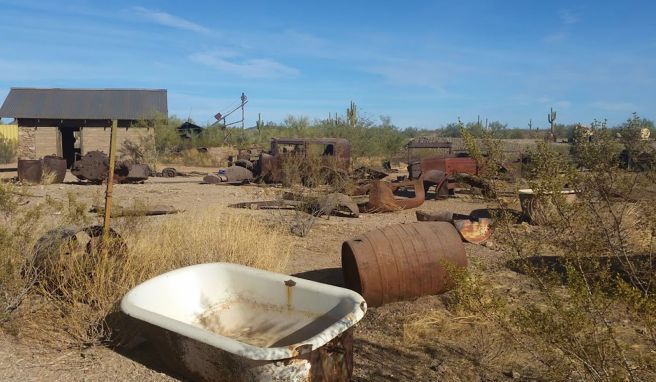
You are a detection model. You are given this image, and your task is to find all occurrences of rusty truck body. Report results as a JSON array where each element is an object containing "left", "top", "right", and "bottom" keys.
[
  {"left": 405, "top": 140, "right": 480, "bottom": 196},
  {"left": 256, "top": 138, "right": 351, "bottom": 183}
]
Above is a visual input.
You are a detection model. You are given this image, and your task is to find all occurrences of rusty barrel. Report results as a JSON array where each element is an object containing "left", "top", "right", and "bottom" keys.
[
  {"left": 43, "top": 155, "right": 67, "bottom": 183},
  {"left": 17, "top": 159, "right": 43, "bottom": 184},
  {"left": 341, "top": 222, "right": 467, "bottom": 307}
]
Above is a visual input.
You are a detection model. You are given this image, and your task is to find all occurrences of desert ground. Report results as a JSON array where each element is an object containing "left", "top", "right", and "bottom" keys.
[{"left": 0, "top": 166, "right": 532, "bottom": 382}]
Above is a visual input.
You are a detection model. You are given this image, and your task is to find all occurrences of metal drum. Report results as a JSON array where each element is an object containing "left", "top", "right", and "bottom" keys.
[
  {"left": 17, "top": 159, "right": 43, "bottom": 184},
  {"left": 42, "top": 155, "right": 67, "bottom": 183},
  {"left": 341, "top": 222, "right": 467, "bottom": 307}
]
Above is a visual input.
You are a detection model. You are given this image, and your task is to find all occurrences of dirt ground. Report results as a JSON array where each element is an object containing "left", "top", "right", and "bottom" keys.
[{"left": 0, "top": 165, "right": 521, "bottom": 381}]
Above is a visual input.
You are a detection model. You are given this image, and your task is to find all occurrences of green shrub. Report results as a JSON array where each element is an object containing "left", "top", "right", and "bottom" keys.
[{"left": 0, "top": 137, "right": 17, "bottom": 163}]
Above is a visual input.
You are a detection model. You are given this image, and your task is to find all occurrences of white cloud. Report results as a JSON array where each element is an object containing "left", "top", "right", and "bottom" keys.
[
  {"left": 189, "top": 51, "right": 300, "bottom": 79},
  {"left": 132, "top": 6, "right": 209, "bottom": 33}
]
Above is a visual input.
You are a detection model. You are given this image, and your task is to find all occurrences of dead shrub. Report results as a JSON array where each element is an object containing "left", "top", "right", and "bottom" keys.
[
  {"left": 409, "top": 128, "right": 656, "bottom": 380},
  {"left": 1, "top": 194, "right": 293, "bottom": 348}
]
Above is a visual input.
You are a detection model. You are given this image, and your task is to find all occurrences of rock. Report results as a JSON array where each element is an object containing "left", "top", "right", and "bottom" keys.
[{"left": 503, "top": 370, "right": 521, "bottom": 379}]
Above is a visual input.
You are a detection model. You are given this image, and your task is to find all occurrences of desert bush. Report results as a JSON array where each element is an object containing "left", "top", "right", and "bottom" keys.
[
  {"left": 407, "top": 127, "right": 656, "bottom": 380},
  {"left": 0, "top": 136, "right": 17, "bottom": 163},
  {"left": 0, "top": 189, "right": 292, "bottom": 348}
]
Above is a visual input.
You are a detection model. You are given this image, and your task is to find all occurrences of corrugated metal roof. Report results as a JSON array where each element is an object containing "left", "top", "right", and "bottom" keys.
[{"left": 0, "top": 88, "right": 167, "bottom": 120}]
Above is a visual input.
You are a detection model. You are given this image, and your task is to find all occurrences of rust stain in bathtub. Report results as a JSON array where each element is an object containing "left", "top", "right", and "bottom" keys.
[{"left": 285, "top": 279, "right": 296, "bottom": 310}]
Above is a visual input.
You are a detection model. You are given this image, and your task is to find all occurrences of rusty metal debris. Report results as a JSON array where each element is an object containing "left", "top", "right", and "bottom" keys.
[
  {"left": 203, "top": 165, "right": 254, "bottom": 185},
  {"left": 90, "top": 204, "right": 183, "bottom": 217},
  {"left": 71, "top": 151, "right": 150, "bottom": 184},
  {"left": 341, "top": 222, "right": 467, "bottom": 307},
  {"left": 351, "top": 166, "right": 388, "bottom": 182},
  {"left": 17, "top": 159, "right": 43, "bottom": 184},
  {"left": 31, "top": 225, "right": 127, "bottom": 290},
  {"left": 416, "top": 210, "right": 494, "bottom": 244},
  {"left": 364, "top": 179, "right": 425, "bottom": 213},
  {"left": 71, "top": 151, "right": 109, "bottom": 183},
  {"left": 114, "top": 163, "right": 150, "bottom": 184},
  {"left": 43, "top": 155, "right": 67, "bottom": 183},
  {"left": 230, "top": 192, "right": 359, "bottom": 218},
  {"left": 160, "top": 167, "right": 177, "bottom": 178}
]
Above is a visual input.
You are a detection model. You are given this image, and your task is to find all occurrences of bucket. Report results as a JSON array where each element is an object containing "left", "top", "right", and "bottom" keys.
[
  {"left": 42, "top": 155, "right": 67, "bottom": 183},
  {"left": 17, "top": 159, "right": 43, "bottom": 184},
  {"left": 341, "top": 222, "right": 467, "bottom": 307},
  {"left": 121, "top": 263, "right": 366, "bottom": 381}
]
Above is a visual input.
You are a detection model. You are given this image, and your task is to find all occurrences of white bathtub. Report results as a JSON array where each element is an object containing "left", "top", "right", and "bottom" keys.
[{"left": 121, "top": 263, "right": 367, "bottom": 381}]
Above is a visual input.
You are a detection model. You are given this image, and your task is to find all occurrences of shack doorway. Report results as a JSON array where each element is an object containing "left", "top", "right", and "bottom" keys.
[{"left": 59, "top": 126, "right": 80, "bottom": 168}]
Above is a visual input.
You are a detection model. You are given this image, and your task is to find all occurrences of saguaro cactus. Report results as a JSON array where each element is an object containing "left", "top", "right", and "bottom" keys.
[
  {"left": 346, "top": 101, "right": 358, "bottom": 127},
  {"left": 547, "top": 107, "right": 557, "bottom": 141}
]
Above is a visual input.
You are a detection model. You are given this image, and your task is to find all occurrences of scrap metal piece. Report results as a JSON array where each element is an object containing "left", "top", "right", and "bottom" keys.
[
  {"left": 453, "top": 218, "right": 493, "bottom": 245},
  {"left": 351, "top": 166, "right": 388, "bottom": 182},
  {"left": 230, "top": 193, "right": 359, "bottom": 218},
  {"left": 161, "top": 167, "right": 177, "bottom": 178},
  {"left": 341, "top": 222, "right": 467, "bottom": 307},
  {"left": 71, "top": 150, "right": 109, "bottom": 183},
  {"left": 72, "top": 151, "right": 150, "bottom": 184},
  {"left": 115, "top": 163, "right": 150, "bottom": 184},
  {"left": 42, "top": 155, "right": 67, "bottom": 183},
  {"left": 203, "top": 174, "right": 224, "bottom": 184},
  {"left": 315, "top": 193, "right": 359, "bottom": 217},
  {"left": 17, "top": 159, "right": 43, "bottom": 184},
  {"left": 90, "top": 204, "right": 183, "bottom": 217},
  {"left": 416, "top": 210, "right": 494, "bottom": 244},
  {"left": 30, "top": 225, "right": 127, "bottom": 291},
  {"left": 364, "top": 179, "right": 425, "bottom": 213},
  {"left": 229, "top": 200, "right": 300, "bottom": 210},
  {"left": 204, "top": 166, "right": 254, "bottom": 185}
]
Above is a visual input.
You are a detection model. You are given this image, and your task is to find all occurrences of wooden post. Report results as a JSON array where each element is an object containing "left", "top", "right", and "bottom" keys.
[{"left": 102, "top": 119, "right": 118, "bottom": 245}]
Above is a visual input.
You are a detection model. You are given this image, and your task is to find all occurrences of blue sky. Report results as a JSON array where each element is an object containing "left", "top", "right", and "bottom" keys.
[{"left": 1, "top": 0, "right": 654, "bottom": 129}]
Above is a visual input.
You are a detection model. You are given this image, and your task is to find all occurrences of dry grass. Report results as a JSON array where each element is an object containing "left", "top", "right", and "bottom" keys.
[{"left": 2, "top": 198, "right": 292, "bottom": 349}]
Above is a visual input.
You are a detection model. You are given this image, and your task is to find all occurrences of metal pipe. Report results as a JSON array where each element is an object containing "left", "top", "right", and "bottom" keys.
[{"left": 102, "top": 119, "right": 118, "bottom": 247}]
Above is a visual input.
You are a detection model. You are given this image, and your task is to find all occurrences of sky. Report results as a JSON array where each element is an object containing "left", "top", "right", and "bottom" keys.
[{"left": 0, "top": 0, "right": 655, "bottom": 129}]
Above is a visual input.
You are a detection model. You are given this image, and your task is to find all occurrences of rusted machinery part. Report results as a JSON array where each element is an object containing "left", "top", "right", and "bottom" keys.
[
  {"left": 351, "top": 166, "right": 389, "bottom": 181},
  {"left": 228, "top": 200, "right": 301, "bottom": 210},
  {"left": 17, "top": 159, "right": 43, "bottom": 184},
  {"left": 314, "top": 193, "right": 359, "bottom": 218},
  {"left": 416, "top": 210, "right": 494, "bottom": 244},
  {"left": 341, "top": 222, "right": 467, "bottom": 307},
  {"left": 453, "top": 172, "right": 496, "bottom": 198},
  {"left": 203, "top": 174, "right": 224, "bottom": 184},
  {"left": 80, "top": 225, "right": 128, "bottom": 257},
  {"left": 31, "top": 227, "right": 79, "bottom": 273},
  {"left": 416, "top": 210, "right": 454, "bottom": 222},
  {"left": 230, "top": 193, "right": 359, "bottom": 217},
  {"left": 421, "top": 169, "right": 449, "bottom": 199},
  {"left": 90, "top": 204, "right": 183, "bottom": 217},
  {"left": 225, "top": 165, "right": 254, "bottom": 182},
  {"left": 71, "top": 150, "right": 109, "bottom": 183},
  {"left": 364, "top": 179, "right": 425, "bottom": 213},
  {"left": 453, "top": 218, "right": 494, "bottom": 244},
  {"left": 234, "top": 159, "right": 254, "bottom": 170},
  {"left": 114, "top": 163, "right": 150, "bottom": 184},
  {"left": 42, "top": 155, "right": 67, "bottom": 183},
  {"left": 161, "top": 167, "right": 177, "bottom": 178},
  {"left": 30, "top": 225, "right": 128, "bottom": 290}
]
